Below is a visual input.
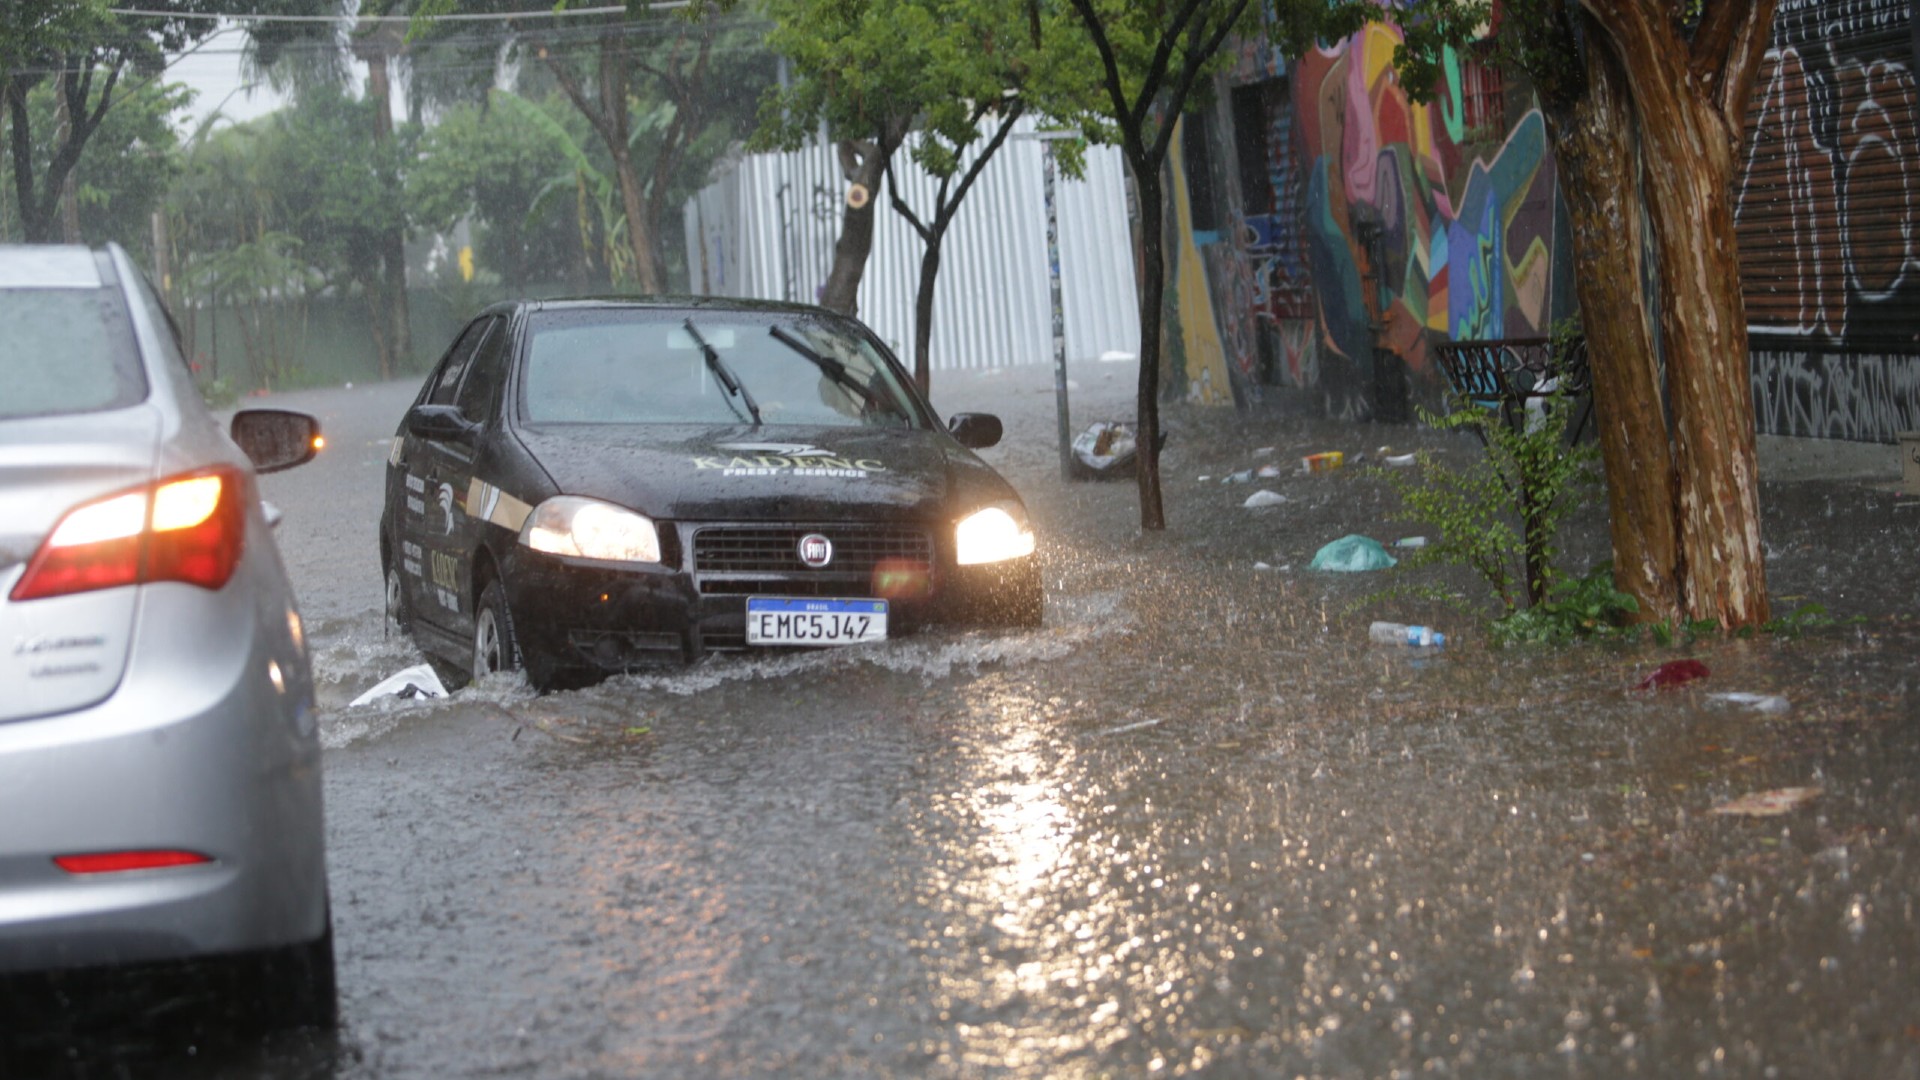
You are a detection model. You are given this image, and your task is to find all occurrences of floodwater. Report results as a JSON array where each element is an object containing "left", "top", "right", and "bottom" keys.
[{"left": 10, "top": 362, "right": 1919, "bottom": 1078}]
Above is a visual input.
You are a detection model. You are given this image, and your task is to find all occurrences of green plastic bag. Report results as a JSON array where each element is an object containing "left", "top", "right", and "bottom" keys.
[{"left": 1310, "top": 534, "right": 1397, "bottom": 572}]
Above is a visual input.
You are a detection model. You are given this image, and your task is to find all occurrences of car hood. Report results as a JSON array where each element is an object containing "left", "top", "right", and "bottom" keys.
[{"left": 513, "top": 423, "right": 1021, "bottom": 523}]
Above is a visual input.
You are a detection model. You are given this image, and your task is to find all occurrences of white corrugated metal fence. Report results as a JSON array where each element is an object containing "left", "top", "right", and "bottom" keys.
[{"left": 684, "top": 115, "right": 1141, "bottom": 371}]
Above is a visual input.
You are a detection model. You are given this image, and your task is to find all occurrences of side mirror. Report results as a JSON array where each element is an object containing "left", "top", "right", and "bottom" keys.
[
  {"left": 948, "top": 412, "right": 1003, "bottom": 450},
  {"left": 231, "top": 409, "right": 322, "bottom": 474},
  {"left": 406, "top": 404, "right": 478, "bottom": 443}
]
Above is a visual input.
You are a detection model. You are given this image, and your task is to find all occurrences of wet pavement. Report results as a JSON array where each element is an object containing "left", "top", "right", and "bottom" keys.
[{"left": 9, "top": 362, "right": 1920, "bottom": 1077}]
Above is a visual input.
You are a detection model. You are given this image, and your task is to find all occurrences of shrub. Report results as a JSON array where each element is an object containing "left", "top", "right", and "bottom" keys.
[{"left": 1378, "top": 381, "right": 1601, "bottom": 617}]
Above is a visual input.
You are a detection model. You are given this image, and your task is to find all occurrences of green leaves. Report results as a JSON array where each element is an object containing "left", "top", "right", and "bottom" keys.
[
  {"left": 757, "top": 0, "right": 1068, "bottom": 171},
  {"left": 1491, "top": 565, "right": 1640, "bottom": 645},
  {"left": 1378, "top": 353, "right": 1603, "bottom": 626}
]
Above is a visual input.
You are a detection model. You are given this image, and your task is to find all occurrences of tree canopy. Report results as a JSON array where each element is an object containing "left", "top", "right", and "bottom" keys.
[
  {"left": 0, "top": 0, "right": 336, "bottom": 242},
  {"left": 753, "top": 0, "right": 1106, "bottom": 389}
]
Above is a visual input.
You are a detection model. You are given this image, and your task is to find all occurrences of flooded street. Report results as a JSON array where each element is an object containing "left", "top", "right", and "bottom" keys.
[{"left": 20, "top": 364, "right": 1920, "bottom": 1078}]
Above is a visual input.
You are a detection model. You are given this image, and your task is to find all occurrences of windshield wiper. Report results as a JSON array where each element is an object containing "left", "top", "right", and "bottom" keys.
[
  {"left": 684, "top": 318, "right": 761, "bottom": 426},
  {"left": 767, "top": 325, "right": 893, "bottom": 418}
]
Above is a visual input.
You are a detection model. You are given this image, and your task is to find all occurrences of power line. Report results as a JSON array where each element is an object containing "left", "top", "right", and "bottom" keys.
[{"left": 107, "top": 4, "right": 688, "bottom": 22}]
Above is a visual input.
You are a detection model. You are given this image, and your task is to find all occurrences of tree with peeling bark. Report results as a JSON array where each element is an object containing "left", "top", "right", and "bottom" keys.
[
  {"left": 1038, "top": 0, "right": 1366, "bottom": 531},
  {"left": 1396, "top": 0, "right": 1777, "bottom": 629},
  {"left": 752, "top": 0, "right": 1095, "bottom": 393}
]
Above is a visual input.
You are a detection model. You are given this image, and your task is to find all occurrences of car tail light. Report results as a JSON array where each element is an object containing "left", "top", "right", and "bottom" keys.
[
  {"left": 9, "top": 468, "right": 248, "bottom": 602},
  {"left": 54, "top": 850, "right": 214, "bottom": 874}
]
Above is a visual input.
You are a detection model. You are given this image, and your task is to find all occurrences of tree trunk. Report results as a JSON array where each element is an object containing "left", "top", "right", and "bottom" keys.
[
  {"left": 53, "top": 86, "right": 80, "bottom": 243},
  {"left": 365, "top": 50, "right": 408, "bottom": 378},
  {"left": 1640, "top": 98, "right": 1769, "bottom": 627},
  {"left": 819, "top": 138, "right": 892, "bottom": 315},
  {"left": 1132, "top": 156, "right": 1167, "bottom": 531},
  {"left": 361, "top": 282, "right": 390, "bottom": 392},
  {"left": 912, "top": 240, "right": 941, "bottom": 394},
  {"left": 600, "top": 36, "right": 662, "bottom": 295},
  {"left": 1539, "top": 32, "right": 1683, "bottom": 626},
  {"left": 614, "top": 147, "right": 661, "bottom": 293},
  {"left": 1592, "top": 0, "right": 1772, "bottom": 628},
  {"left": 6, "top": 81, "right": 42, "bottom": 243}
]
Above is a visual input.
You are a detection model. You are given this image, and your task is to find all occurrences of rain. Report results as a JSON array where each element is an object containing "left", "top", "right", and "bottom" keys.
[{"left": 3, "top": 2, "right": 1919, "bottom": 1078}]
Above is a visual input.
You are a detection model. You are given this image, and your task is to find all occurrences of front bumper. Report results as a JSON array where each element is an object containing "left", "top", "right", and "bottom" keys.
[
  {"left": 500, "top": 530, "right": 1042, "bottom": 674},
  {"left": 0, "top": 582, "right": 327, "bottom": 974}
]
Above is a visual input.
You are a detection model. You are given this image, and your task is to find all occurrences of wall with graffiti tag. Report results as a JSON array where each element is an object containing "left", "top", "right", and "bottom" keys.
[{"left": 1738, "top": 0, "right": 1920, "bottom": 441}]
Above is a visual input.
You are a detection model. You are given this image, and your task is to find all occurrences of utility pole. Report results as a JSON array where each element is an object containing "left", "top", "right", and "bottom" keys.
[
  {"left": 150, "top": 210, "right": 170, "bottom": 295},
  {"left": 1016, "top": 129, "right": 1079, "bottom": 480}
]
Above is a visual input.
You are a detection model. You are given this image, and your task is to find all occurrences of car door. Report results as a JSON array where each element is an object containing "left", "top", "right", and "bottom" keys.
[{"left": 396, "top": 316, "right": 500, "bottom": 638}]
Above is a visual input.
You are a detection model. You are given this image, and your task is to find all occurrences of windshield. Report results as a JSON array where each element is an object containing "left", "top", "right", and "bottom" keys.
[
  {"left": 0, "top": 287, "right": 145, "bottom": 421},
  {"left": 521, "top": 310, "right": 922, "bottom": 429}
]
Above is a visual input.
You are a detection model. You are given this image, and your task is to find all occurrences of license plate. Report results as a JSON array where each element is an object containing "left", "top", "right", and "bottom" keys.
[{"left": 745, "top": 597, "right": 888, "bottom": 646}]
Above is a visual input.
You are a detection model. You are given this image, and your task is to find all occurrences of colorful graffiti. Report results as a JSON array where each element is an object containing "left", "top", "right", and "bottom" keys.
[
  {"left": 1293, "top": 26, "right": 1566, "bottom": 410},
  {"left": 1736, "top": 0, "right": 1920, "bottom": 439}
]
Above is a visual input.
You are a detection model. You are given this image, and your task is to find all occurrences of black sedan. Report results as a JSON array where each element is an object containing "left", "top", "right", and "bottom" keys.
[{"left": 380, "top": 297, "right": 1042, "bottom": 690}]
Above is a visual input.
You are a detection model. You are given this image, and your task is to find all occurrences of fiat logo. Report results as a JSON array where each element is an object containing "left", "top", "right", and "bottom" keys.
[{"left": 798, "top": 533, "right": 834, "bottom": 568}]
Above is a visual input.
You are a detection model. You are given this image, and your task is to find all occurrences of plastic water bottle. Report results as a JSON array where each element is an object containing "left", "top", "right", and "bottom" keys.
[{"left": 1370, "top": 621, "right": 1445, "bottom": 648}]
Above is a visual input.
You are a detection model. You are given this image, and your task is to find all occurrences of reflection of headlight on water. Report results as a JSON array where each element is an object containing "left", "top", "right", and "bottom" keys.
[
  {"left": 871, "top": 557, "right": 930, "bottom": 599},
  {"left": 954, "top": 506, "right": 1036, "bottom": 565}
]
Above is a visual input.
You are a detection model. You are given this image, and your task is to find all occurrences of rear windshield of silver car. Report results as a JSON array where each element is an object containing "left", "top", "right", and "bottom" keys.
[
  {"left": 0, "top": 287, "right": 145, "bottom": 420},
  {"left": 520, "top": 310, "right": 924, "bottom": 429}
]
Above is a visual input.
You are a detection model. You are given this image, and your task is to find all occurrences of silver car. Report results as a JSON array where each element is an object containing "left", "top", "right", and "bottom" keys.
[{"left": 0, "top": 245, "right": 333, "bottom": 1029}]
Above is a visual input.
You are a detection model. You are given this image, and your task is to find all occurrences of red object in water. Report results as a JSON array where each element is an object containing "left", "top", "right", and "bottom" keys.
[{"left": 1635, "top": 659, "right": 1710, "bottom": 690}]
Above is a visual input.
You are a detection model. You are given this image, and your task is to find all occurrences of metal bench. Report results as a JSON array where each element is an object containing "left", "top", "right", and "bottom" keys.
[{"left": 1433, "top": 336, "right": 1593, "bottom": 445}]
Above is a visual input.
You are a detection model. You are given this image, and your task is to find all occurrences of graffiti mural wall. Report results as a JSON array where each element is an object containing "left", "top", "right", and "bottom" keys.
[
  {"left": 1161, "top": 0, "right": 1917, "bottom": 441},
  {"left": 1174, "top": 24, "right": 1574, "bottom": 418},
  {"left": 1737, "top": 0, "right": 1920, "bottom": 441},
  {"left": 1292, "top": 27, "right": 1571, "bottom": 416}
]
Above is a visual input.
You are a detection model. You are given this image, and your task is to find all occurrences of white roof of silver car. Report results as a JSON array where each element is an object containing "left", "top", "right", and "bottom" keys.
[{"left": 0, "top": 245, "right": 101, "bottom": 288}]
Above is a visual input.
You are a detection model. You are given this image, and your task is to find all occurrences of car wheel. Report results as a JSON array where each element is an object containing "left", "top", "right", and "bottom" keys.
[
  {"left": 472, "top": 579, "right": 521, "bottom": 679},
  {"left": 384, "top": 562, "right": 411, "bottom": 634},
  {"left": 472, "top": 579, "right": 555, "bottom": 689},
  {"left": 285, "top": 919, "right": 340, "bottom": 1031},
  {"left": 236, "top": 913, "right": 338, "bottom": 1032}
]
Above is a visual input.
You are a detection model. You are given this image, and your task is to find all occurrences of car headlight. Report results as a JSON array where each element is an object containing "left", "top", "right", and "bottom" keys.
[
  {"left": 520, "top": 496, "right": 662, "bottom": 564},
  {"left": 954, "top": 505, "right": 1035, "bottom": 565}
]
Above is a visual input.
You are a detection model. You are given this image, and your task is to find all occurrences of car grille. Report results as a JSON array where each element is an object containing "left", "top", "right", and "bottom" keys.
[
  {"left": 691, "top": 523, "right": 935, "bottom": 600},
  {"left": 691, "top": 524, "right": 933, "bottom": 575}
]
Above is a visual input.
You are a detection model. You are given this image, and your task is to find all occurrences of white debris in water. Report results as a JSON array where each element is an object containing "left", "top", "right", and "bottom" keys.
[
  {"left": 1089, "top": 717, "right": 1163, "bottom": 738},
  {"left": 1706, "top": 692, "right": 1791, "bottom": 714},
  {"left": 347, "top": 663, "right": 447, "bottom": 707}
]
